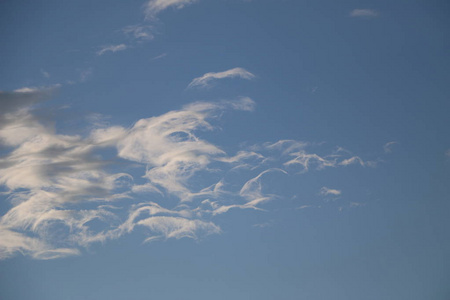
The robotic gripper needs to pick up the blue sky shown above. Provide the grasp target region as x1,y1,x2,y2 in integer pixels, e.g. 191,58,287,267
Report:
0,0,449,299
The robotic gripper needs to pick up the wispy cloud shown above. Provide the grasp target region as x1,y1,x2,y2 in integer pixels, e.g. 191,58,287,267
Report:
319,187,342,196
144,0,199,19
350,9,379,18
350,202,365,208
252,220,274,228
188,68,255,89
339,156,377,167
296,205,315,210
383,141,398,153
40,69,50,78
122,24,155,42
79,68,93,82
151,53,167,61
0,89,378,260
97,44,128,56
0,92,264,259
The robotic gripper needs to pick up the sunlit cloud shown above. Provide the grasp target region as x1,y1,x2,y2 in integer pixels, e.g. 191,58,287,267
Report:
0,88,377,260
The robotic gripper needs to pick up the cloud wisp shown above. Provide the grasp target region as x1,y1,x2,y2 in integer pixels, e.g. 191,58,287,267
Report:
383,141,398,153
320,187,342,196
188,68,255,89
97,44,128,56
350,9,379,18
0,89,374,260
122,24,155,42
144,0,199,19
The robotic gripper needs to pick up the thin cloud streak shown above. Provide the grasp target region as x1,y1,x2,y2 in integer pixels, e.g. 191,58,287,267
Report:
151,53,167,61
350,9,379,18
144,0,199,19
188,68,255,89
97,44,128,56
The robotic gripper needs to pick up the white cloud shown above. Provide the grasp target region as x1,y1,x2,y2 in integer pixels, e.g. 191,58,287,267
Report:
0,94,264,259
79,68,93,82
40,69,50,78
339,156,366,166
188,68,255,89
122,24,155,41
339,156,377,167
384,141,398,153
151,53,167,61
350,9,379,18
138,217,220,241
97,44,128,56
252,220,274,228
319,187,341,196
350,202,365,208
144,0,199,19
0,226,80,260
0,90,377,260
296,205,314,210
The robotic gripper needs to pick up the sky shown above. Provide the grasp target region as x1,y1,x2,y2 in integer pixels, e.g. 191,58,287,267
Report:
0,0,449,299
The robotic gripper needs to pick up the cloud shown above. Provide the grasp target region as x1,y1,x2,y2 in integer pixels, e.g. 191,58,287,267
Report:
350,202,365,208
40,69,50,78
296,205,314,210
151,53,167,61
97,44,128,56
138,217,221,242
252,220,274,228
0,91,377,260
144,0,199,19
122,25,155,42
383,141,398,153
79,68,93,82
339,156,365,166
319,187,341,196
0,94,263,259
0,226,80,260
188,68,255,89
350,9,379,18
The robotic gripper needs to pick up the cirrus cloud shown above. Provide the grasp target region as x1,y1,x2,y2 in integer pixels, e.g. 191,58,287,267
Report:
188,68,255,89
0,88,378,260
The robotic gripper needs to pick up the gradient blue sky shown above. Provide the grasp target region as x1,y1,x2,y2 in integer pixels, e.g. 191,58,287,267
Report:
1,0,449,299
